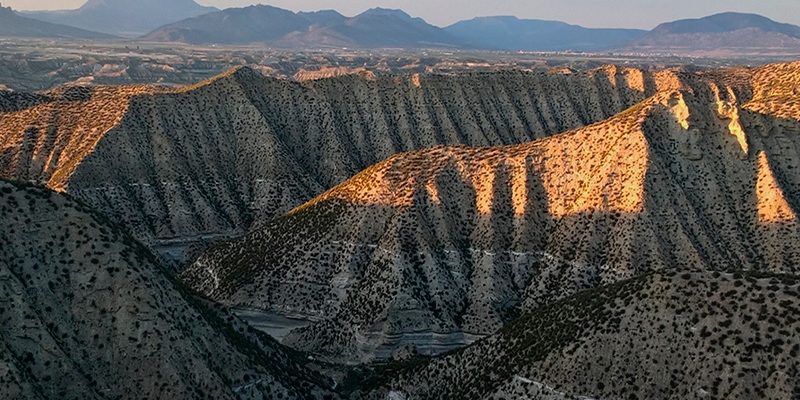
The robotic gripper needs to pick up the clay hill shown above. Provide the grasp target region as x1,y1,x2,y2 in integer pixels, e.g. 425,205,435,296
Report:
23,0,217,36
444,16,645,52
0,5,110,39
142,6,462,48
358,271,800,399
626,12,800,55
0,180,336,399
181,62,800,362
0,66,659,260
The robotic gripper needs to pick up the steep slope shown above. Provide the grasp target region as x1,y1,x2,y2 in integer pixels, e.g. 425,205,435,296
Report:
182,63,800,362
0,5,111,39
359,271,800,399
0,180,335,399
445,16,645,52
143,6,462,48
0,66,662,255
24,0,217,36
626,12,800,55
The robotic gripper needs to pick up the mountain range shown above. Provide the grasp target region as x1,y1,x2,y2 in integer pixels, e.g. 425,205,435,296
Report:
181,62,800,361
3,60,800,363
444,16,646,51
4,0,800,54
0,66,660,264
142,6,463,48
141,8,800,54
1,62,800,397
22,0,217,36
0,4,111,39
1,45,800,396
626,12,800,55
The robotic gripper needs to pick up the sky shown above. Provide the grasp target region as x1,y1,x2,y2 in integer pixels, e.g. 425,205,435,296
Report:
5,0,800,29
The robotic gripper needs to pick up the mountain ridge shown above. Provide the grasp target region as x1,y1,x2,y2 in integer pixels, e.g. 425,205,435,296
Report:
181,62,800,362
23,0,217,36
444,16,646,51
143,5,463,48
0,65,661,260
0,5,112,39
627,12,800,54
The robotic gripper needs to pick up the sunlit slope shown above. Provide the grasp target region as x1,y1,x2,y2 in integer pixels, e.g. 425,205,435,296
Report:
0,66,663,244
184,63,800,361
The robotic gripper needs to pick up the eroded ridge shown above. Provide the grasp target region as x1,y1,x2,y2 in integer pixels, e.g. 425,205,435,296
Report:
184,64,800,361
1,65,672,247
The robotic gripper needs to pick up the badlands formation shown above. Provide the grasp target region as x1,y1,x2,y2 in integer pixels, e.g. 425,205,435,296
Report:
0,180,335,399
0,66,663,260
183,62,800,361
1,60,800,398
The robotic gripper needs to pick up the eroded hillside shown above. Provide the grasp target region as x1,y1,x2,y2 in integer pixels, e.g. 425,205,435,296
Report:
0,66,668,255
183,62,800,362
359,271,800,399
0,180,336,399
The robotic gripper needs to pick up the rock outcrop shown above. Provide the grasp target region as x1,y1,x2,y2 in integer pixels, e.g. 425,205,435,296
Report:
182,62,800,362
0,180,335,399
0,66,663,259
359,271,800,399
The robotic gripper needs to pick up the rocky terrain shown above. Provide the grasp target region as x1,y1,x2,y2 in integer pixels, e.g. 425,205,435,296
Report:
0,65,662,260
358,271,800,399
181,62,800,362
0,179,336,399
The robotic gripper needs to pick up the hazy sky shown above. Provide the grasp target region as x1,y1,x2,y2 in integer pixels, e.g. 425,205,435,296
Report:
5,0,800,29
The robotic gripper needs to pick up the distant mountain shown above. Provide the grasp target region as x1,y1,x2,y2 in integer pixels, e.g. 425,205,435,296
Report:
0,5,110,39
444,16,646,51
142,5,314,44
143,5,463,48
24,0,217,36
282,8,463,48
627,12,800,54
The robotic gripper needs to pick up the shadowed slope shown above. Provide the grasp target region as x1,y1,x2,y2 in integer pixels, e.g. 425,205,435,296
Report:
0,180,336,399
358,271,800,399
183,63,800,362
